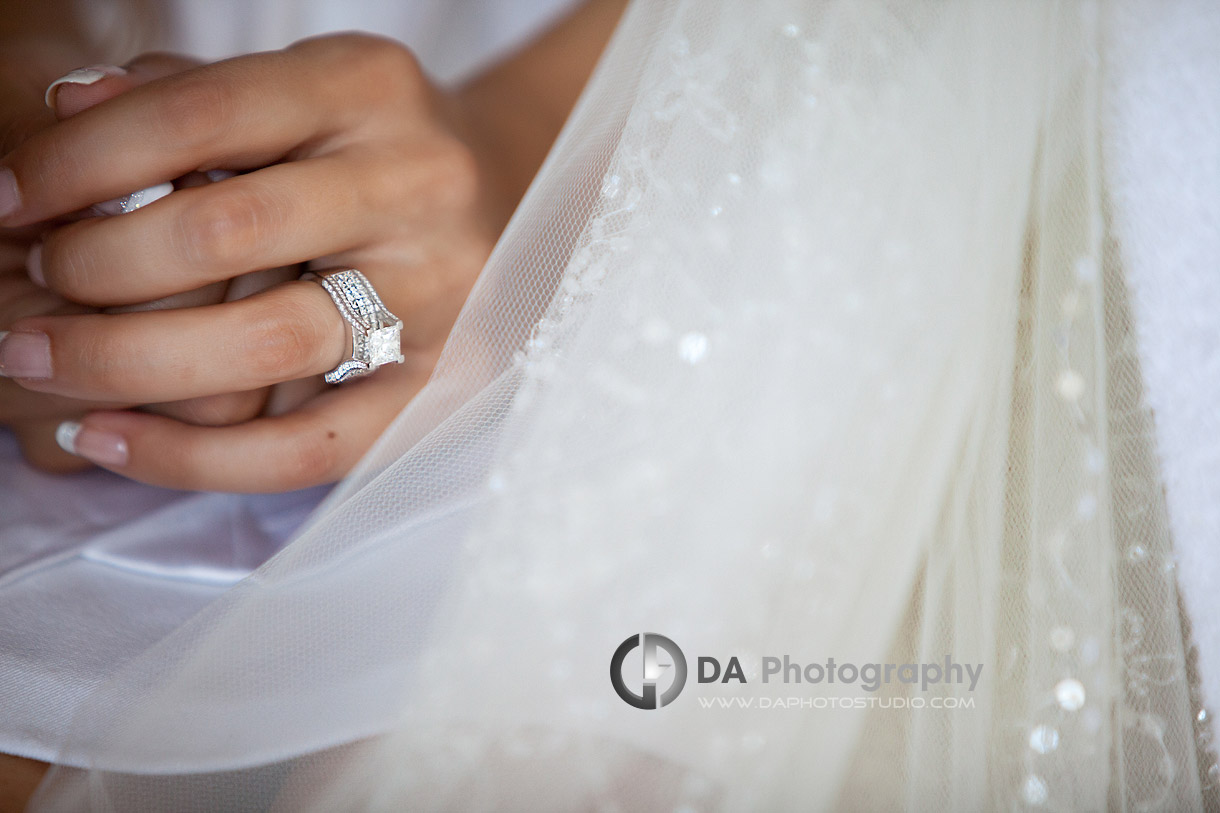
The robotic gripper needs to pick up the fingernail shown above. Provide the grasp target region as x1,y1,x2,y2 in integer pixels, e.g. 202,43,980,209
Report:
27,243,45,287
44,65,127,108
205,169,237,183
92,181,173,216
0,168,19,220
0,330,52,379
56,421,129,467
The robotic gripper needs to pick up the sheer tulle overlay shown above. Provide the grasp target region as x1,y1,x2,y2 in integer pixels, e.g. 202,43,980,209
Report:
31,0,1217,809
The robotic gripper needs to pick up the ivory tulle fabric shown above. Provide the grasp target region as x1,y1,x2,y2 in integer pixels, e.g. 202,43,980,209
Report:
29,0,1220,809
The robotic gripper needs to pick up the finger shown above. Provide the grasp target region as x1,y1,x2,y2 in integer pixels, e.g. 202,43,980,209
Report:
13,419,93,474
3,279,347,402
41,54,198,232
38,154,383,305
0,379,134,423
45,65,130,119
0,34,426,227
223,265,299,302
317,241,485,351
55,364,421,492
0,271,75,328
262,376,329,417
141,388,268,427
103,281,229,314
50,53,204,119
0,254,118,424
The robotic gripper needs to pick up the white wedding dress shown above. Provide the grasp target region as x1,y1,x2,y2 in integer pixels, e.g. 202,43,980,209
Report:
14,0,1220,809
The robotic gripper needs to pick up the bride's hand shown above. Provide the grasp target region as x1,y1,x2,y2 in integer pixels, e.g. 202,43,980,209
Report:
0,53,291,471
0,52,221,471
0,33,514,491
0,43,107,472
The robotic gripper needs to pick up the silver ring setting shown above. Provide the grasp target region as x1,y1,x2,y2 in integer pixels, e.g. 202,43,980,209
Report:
303,268,405,384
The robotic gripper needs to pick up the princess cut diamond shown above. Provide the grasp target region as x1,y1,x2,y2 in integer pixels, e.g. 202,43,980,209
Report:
366,322,403,366
308,269,405,384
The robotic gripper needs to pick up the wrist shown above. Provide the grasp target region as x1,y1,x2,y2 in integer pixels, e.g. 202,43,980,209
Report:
445,0,628,226
444,80,558,231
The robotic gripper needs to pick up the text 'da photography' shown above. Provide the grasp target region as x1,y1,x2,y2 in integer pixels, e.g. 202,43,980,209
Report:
611,632,984,712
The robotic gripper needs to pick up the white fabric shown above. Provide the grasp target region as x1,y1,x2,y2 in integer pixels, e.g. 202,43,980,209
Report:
0,0,579,764
0,432,326,761
24,0,1220,809
156,0,578,83
1102,0,1220,718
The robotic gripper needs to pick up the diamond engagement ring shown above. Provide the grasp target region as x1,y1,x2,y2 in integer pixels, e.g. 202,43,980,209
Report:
303,268,405,384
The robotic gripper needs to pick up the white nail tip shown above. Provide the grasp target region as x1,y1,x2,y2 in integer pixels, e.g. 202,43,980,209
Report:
27,243,45,287
45,70,107,107
126,182,174,211
44,66,125,107
92,182,174,216
56,421,82,455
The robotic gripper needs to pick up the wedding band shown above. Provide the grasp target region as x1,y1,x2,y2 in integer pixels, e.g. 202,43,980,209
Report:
303,268,405,384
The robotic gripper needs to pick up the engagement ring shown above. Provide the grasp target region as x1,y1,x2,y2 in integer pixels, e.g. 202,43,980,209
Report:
303,268,405,384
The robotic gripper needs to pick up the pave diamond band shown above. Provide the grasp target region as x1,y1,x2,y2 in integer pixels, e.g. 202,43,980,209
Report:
303,268,405,384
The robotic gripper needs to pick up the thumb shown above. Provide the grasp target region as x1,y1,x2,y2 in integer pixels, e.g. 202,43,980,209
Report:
46,52,204,119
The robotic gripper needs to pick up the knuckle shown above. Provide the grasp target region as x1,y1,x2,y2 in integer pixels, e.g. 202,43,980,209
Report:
82,333,145,394
373,138,480,214
179,189,273,269
347,35,423,90
298,34,425,103
362,147,416,210
427,139,481,210
366,37,425,91
42,225,107,303
243,298,328,381
56,319,122,388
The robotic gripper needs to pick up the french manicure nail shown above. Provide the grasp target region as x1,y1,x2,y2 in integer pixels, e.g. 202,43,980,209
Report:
0,168,18,220
56,421,129,467
92,181,174,216
0,330,52,379
27,243,45,287
44,65,127,108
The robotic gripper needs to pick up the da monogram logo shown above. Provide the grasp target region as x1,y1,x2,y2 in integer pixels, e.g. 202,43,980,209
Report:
610,633,688,709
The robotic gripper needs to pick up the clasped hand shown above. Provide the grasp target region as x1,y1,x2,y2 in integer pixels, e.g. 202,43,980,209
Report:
0,34,510,492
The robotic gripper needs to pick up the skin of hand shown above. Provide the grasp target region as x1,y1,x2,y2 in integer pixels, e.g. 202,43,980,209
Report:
0,29,107,472
0,0,627,493
67,58,307,431
2,54,289,472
